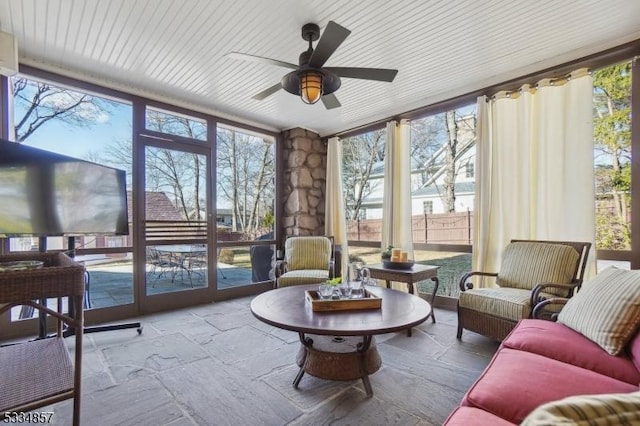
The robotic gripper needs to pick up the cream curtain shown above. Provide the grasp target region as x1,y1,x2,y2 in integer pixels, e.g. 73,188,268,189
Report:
325,136,349,279
474,69,596,285
381,119,414,291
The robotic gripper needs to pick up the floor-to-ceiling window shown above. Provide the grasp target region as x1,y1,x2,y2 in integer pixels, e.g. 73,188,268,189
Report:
6,74,135,329
342,107,476,305
341,53,640,300
0,69,280,337
215,123,276,298
593,60,632,270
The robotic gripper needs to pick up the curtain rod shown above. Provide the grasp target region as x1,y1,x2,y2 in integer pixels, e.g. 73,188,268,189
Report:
487,68,591,101
334,39,640,139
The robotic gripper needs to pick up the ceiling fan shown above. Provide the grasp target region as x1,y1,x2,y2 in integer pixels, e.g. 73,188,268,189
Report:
227,21,398,109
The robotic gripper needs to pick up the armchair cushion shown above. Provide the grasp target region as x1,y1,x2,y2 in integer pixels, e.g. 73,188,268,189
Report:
558,267,640,355
496,242,580,295
277,270,329,288
459,287,556,321
285,237,332,271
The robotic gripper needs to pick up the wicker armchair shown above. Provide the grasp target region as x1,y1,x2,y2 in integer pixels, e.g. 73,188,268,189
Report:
275,236,335,288
457,239,590,341
532,297,570,321
0,252,85,426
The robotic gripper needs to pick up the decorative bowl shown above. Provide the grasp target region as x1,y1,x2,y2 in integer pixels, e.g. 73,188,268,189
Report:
382,259,415,270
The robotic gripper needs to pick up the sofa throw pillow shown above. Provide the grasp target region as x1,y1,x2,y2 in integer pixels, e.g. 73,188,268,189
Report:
496,242,580,296
521,391,640,426
558,267,640,355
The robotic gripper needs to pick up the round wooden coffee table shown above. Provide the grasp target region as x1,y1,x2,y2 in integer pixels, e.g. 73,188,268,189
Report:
250,284,431,397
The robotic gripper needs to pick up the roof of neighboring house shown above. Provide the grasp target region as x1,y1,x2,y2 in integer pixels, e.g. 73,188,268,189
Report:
360,181,475,207
369,158,423,178
412,181,475,197
127,191,184,221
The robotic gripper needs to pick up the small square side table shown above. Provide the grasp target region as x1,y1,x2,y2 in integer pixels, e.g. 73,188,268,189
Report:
365,263,439,334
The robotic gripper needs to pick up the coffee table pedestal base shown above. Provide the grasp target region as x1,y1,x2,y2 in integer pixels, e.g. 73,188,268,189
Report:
294,334,381,397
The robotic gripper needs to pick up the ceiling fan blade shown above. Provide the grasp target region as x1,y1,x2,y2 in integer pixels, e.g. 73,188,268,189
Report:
226,52,298,70
309,21,351,68
325,67,398,82
252,83,283,101
321,93,341,110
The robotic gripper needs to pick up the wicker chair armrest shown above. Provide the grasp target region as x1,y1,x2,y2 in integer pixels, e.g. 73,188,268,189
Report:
458,271,498,292
532,297,569,321
274,260,288,278
531,282,578,307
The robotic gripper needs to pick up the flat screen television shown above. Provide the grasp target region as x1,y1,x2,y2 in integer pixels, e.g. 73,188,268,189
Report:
0,139,129,236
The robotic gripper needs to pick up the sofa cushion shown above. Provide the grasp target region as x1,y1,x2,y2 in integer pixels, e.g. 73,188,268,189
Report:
557,266,640,355
458,288,555,321
521,391,640,426
443,406,515,426
502,319,640,385
462,348,637,424
496,242,579,295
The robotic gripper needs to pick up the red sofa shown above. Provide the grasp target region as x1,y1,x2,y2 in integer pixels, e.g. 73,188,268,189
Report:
444,319,640,425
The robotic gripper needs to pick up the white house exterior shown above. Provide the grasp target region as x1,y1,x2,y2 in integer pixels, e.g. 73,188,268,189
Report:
357,114,476,219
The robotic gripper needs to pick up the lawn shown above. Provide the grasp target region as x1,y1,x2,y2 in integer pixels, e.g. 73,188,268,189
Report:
347,247,471,298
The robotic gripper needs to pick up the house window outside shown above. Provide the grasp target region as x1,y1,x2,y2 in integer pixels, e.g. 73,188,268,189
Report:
423,201,433,215
466,163,474,178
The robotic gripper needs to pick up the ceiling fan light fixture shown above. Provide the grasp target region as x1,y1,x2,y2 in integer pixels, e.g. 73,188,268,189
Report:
300,70,323,104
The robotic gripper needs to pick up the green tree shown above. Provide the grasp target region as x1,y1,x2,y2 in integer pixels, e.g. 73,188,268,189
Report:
593,62,631,249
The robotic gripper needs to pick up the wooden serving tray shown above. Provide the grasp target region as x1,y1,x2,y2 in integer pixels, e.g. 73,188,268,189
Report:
305,289,381,312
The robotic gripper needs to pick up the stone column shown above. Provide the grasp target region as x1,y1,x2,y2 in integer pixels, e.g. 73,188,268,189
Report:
281,128,326,236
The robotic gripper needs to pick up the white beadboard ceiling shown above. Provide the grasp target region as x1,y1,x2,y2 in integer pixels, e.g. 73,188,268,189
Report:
0,0,639,136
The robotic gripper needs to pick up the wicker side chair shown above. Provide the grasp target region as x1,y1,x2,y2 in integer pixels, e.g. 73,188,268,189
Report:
457,239,590,341
0,252,85,426
275,236,335,288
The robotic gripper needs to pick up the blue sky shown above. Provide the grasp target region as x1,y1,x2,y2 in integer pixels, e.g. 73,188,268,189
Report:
17,99,133,166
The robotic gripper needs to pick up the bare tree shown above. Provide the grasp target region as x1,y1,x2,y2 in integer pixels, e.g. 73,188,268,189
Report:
146,110,206,220
412,109,476,213
342,129,385,220
443,110,459,212
12,77,115,142
216,128,275,234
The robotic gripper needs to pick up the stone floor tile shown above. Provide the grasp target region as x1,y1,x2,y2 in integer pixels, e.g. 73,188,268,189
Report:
289,387,424,426
158,357,302,425
101,332,210,383
199,324,286,364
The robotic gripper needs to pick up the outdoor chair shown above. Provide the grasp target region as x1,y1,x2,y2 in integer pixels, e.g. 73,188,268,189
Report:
146,246,181,286
456,239,591,341
275,236,335,288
